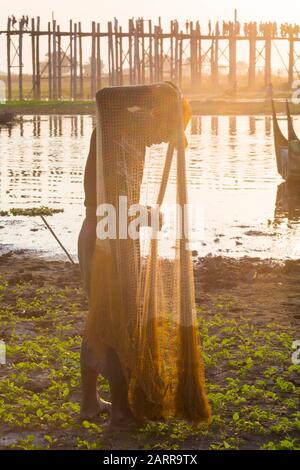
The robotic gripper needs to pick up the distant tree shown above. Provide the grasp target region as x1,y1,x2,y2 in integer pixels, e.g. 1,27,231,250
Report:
83,57,106,76
40,52,72,75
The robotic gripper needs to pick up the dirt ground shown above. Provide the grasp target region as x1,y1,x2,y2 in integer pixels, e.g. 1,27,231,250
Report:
0,250,299,450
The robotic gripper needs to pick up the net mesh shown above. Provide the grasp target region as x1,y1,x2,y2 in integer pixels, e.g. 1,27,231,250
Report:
84,82,211,423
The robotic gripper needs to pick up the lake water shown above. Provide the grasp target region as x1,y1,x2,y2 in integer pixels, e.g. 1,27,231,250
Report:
1,114,300,260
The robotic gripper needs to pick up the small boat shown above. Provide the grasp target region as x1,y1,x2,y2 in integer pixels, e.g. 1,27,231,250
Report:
286,100,299,142
272,100,300,181
274,181,300,224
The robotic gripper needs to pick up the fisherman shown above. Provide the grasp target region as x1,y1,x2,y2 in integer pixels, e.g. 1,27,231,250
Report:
78,86,174,427
77,83,209,430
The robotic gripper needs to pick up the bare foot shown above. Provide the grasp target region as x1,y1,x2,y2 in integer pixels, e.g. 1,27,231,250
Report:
105,408,142,432
80,396,111,420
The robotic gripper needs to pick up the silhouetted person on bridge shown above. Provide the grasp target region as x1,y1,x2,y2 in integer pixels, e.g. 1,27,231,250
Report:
208,20,211,35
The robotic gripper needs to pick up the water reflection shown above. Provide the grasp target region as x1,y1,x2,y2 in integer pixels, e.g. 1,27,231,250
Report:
211,116,218,135
249,116,256,135
265,117,271,137
274,182,300,223
229,117,236,136
1,114,300,260
191,116,202,135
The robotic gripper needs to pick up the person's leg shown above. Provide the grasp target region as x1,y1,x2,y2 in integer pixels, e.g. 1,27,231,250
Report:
80,343,110,419
78,212,136,426
78,212,110,419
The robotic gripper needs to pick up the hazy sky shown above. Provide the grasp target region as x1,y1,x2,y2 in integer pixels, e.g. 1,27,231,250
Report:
0,0,299,73
0,0,299,29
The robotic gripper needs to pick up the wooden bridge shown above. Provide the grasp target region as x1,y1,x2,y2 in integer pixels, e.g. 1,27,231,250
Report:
1,17,300,100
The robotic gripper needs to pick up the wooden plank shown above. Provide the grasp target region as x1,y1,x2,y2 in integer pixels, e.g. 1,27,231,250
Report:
128,19,133,84
108,21,115,86
48,22,52,99
190,23,197,91
69,20,73,99
91,21,96,97
229,22,237,88
170,20,174,81
52,20,57,99
57,25,62,99
96,23,102,90
19,20,23,100
174,23,179,84
7,17,12,100
159,24,163,81
211,38,219,87
119,26,124,85
288,32,294,88
141,20,145,83
114,19,119,85
134,21,141,84
73,23,77,99
197,27,202,88
248,23,256,89
179,31,183,88
31,18,36,99
148,20,153,83
36,17,41,99
264,26,272,86
154,25,159,82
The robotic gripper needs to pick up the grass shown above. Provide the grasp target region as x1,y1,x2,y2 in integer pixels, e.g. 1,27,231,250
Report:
0,272,299,450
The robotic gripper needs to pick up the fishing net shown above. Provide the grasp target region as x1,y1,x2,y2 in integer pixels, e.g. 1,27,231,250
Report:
84,82,211,423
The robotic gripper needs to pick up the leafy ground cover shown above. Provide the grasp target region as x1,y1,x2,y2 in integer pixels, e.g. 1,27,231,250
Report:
0,253,299,450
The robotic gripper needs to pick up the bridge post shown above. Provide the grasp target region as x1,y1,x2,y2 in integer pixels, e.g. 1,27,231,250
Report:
31,18,37,99
190,23,198,92
91,21,97,97
18,20,23,100
52,20,57,99
229,23,237,89
148,20,154,83
248,24,257,89
196,23,202,89
211,37,219,87
6,18,12,100
78,22,83,98
96,23,102,90
47,21,52,100
69,20,73,99
57,25,62,99
36,17,41,99
264,26,272,87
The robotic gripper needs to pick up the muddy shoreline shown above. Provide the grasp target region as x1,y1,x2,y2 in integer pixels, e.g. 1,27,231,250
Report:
1,250,299,326
0,250,299,450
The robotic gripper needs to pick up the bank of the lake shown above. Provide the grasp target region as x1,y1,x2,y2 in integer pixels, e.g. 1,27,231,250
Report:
1,98,300,116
